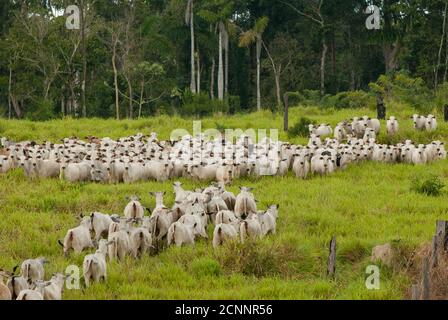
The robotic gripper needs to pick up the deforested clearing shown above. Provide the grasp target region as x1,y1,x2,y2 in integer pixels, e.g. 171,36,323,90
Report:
0,106,447,299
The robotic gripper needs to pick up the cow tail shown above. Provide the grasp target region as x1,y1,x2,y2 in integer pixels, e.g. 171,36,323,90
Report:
153,216,159,239
11,276,16,298
172,224,176,245
217,226,223,246
132,203,137,218
240,221,248,242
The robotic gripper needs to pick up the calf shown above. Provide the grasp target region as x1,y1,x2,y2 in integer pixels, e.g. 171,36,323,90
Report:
129,227,152,258
234,187,257,220
20,258,47,282
426,115,437,131
5,269,28,299
83,239,108,287
386,116,399,135
107,224,131,261
212,224,238,248
90,212,114,241
240,215,263,243
59,216,94,256
292,154,310,179
412,114,427,131
178,214,208,239
167,222,195,247
124,196,144,220
259,205,279,236
43,273,65,300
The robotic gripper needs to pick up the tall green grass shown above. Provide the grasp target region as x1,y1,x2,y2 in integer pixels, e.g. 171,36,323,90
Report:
0,105,446,300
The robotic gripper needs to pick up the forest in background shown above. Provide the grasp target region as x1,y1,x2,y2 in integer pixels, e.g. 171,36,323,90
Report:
1,0,448,120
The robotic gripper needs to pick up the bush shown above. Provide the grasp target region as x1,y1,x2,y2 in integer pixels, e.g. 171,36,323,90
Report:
28,99,56,121
288,117,316,138
326,90,375,109
369,72,433,112
411,175,445,196
215,241,305,278
181,90,229,117
227,95,241,114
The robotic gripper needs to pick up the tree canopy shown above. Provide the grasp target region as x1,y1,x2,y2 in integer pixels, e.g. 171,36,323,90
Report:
0,0,447,119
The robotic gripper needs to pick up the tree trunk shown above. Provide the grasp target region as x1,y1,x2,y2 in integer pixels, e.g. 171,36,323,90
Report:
210,57,215,99
10,95,22,118
196,52,201,93
444,24,448,82
127,77,133,119
138,80,144,118
320,41,328,96
225,37,229,99
8,63,12,120
383,42,400,74
80,0,87,117
218,27,224,101
112,41,120,120
256,37,261,111
61,94,65,117
190,2,196,94
275,73,281,107
435,2,447,90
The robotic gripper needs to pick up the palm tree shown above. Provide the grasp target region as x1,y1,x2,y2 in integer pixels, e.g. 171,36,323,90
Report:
218,21,226,101
239,17,269,111
198,0,234,101
185,0,196,94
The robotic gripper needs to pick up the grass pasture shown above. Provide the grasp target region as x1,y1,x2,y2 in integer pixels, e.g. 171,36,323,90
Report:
0,105,447,300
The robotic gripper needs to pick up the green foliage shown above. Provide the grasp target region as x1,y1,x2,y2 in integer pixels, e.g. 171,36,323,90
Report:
288,117,315,138
435,83,448,113
181,90,229,116
28,99,56,121
369,72,433,113
191,257,221,277
323,91,375,110
411,174,445,197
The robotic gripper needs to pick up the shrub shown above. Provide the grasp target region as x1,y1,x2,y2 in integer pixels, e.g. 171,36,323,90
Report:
215,241,305,278
301,89,322,106
411,175,445,196
288,117,316,138
28,99,56,121
227,95,241,114
369,72,432,113
328,90,375,109
181,90,229,117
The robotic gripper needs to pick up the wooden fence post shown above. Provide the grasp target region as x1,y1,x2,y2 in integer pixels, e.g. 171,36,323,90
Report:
431,235,438,268
327,236,336,278
436,220,448,252
283,93,289,132
411,284,420,300
421,257,430,300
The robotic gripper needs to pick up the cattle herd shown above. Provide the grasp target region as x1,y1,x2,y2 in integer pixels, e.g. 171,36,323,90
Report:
0,114,445,183
0,182,278,300
0,113,445,300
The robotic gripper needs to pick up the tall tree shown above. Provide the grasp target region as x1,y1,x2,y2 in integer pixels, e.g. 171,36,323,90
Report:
239,16,269,111
281,0,327,96
185,0,196,94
